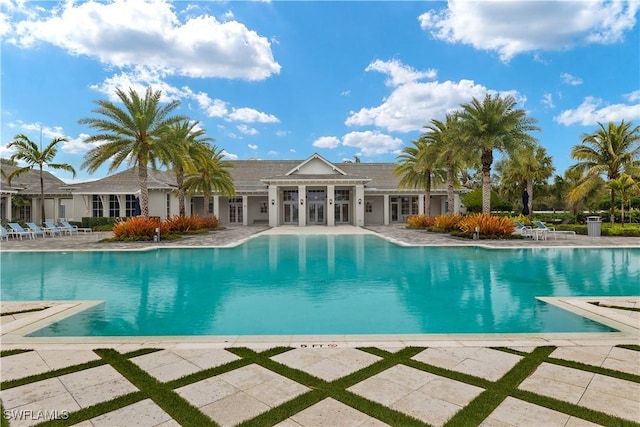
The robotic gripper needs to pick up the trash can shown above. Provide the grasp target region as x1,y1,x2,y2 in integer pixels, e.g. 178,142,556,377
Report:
586,216,602,237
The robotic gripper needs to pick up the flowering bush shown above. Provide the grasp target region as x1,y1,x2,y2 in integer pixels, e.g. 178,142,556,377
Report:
458,213,515,236
406,215,435,228
433,214,464,232
112,217,169,241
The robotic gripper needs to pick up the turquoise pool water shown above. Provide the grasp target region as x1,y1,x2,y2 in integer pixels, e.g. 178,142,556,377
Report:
2,235,637,336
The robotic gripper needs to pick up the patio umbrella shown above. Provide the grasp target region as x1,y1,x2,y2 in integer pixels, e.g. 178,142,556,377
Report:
521,189,530,215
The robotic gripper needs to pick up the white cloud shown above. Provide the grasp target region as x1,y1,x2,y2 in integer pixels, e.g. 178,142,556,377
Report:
624,90,640,102
312,136,341,149
554,96,640,126
342,131,403,156
267,150,277,156
419,0,639,61
8,0,280,80
560,72,583,86
239,125,259,136
541,93,555,109
221,150,238,160
276,130,290,137
227,108,279,123
366,59,437,87
248,143,258,150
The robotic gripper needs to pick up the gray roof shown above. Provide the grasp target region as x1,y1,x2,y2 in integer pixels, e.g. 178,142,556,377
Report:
0,165,70,195
72,167,177,194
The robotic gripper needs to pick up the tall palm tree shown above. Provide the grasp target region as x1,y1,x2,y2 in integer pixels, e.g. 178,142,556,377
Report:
183,146,235,217
495,143,554,218
6,134,76,224
568,120,640,224
459,94,540,213
163,121,213,216
423,113,474,215
79,87,186,217
608,174,639,225
394,137,444,216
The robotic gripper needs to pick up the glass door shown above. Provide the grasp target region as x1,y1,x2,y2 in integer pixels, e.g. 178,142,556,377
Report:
282,190,298,224
228,197,243,224
307,190,326,225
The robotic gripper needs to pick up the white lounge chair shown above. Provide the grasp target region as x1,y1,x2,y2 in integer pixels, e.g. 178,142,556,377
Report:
7,223,34,239
0,225,10,240
60,220,92,233
534,220,576,239
27,222,54,238
44,221,71,236
513,220,534,239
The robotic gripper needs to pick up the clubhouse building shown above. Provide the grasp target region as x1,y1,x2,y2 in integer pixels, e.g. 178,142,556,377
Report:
1,154,465,227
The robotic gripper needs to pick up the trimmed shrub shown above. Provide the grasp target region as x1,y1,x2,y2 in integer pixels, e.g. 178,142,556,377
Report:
458,213,515,236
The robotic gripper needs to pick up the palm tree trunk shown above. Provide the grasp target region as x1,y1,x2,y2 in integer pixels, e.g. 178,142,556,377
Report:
39,166,46,225
609,188,615,224
138,164,150,218
527,180,534,220
481,149,493,214
424,172,432,216
446,164,454,215
176,166,185,217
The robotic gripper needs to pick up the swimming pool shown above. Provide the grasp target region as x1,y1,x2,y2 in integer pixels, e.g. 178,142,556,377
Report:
2,235,637,336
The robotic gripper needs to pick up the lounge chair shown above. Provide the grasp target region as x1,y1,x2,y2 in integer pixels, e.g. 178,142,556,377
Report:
533,220,576,239
60,220,92,233
0,225,9,241
513,220,534,239
27,222,54,238
44,221,71,236
7,223,34,239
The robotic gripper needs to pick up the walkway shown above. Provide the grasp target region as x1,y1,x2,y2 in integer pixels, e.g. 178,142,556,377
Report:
1,226,638,426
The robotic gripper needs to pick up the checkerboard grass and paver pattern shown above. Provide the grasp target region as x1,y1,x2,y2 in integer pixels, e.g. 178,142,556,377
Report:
1,345,639,427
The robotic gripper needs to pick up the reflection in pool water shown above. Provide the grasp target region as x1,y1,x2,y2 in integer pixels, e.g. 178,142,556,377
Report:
2,235,637,336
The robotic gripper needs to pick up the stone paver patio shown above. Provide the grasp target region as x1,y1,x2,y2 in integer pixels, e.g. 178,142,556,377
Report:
1,226,638,426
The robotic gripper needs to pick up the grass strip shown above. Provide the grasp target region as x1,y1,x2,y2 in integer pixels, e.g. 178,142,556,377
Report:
443,347,555,427
0,401,9,427
1,307,49,316
511,388,640,427
1,358,107,390
547,356,640,383
0,349,32,357
94,348,217,427
33,392,146,427
232,346,427,427
618,344,640,351
121,348,163,359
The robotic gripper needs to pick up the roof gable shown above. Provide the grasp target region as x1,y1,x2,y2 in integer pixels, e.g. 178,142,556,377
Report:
286,153,346,176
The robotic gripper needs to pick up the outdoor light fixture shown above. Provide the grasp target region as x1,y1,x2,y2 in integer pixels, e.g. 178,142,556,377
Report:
358,198,362,205
300,199,304,205
329,199,333,205
271,199,275,205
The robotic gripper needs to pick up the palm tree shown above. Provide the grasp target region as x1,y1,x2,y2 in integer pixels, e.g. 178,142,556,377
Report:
423,113,474,215
495,143,554,218
183,146,235,216
608,174,639,225
568,120,640,224
79,87,186,217
6,134,76,224
459,94,540,213
394,137,444,216
163,121,213,216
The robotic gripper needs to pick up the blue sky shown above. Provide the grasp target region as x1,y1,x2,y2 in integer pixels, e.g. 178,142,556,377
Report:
1,0,639,184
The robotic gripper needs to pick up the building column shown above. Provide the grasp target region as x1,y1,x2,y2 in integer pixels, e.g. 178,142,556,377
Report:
418,194,425,215
354,184,364,226
383,194,390,225
213,196,220,219
298,185,306,227
268,185,278,227
454,193,461,214
4,195,12,220
326,185,335,227
242,195,248,226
